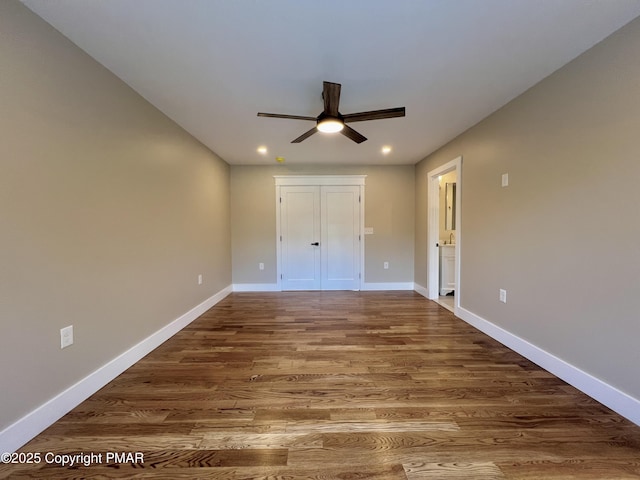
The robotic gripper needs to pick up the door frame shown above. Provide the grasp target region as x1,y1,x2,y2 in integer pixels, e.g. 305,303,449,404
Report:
427,157,462,310
275,175,366,291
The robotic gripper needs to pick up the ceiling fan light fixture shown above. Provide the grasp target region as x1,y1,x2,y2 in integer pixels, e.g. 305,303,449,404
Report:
317,118,344,133
258,81,405,143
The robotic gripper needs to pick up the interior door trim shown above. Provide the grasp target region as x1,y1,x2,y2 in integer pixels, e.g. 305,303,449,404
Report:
427,156,462,311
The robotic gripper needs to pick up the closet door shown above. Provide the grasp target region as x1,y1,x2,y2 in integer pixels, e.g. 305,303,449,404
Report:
280,186,321,290
279,184,361,291
321,185,360,290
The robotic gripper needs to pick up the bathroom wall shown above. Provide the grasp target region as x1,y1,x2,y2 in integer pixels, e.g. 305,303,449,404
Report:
438,170,457,244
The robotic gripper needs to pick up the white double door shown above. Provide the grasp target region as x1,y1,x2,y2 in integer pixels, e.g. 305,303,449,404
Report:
280,185,361,290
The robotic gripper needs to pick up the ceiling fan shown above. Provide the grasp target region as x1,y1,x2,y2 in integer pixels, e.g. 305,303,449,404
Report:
257,81,405,144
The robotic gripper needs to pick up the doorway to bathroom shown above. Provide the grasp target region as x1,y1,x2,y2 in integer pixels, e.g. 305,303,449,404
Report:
427,156,461,313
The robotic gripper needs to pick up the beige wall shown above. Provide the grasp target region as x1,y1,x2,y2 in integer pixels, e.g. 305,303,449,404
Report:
0,1,231,430
231,164,415,285
415,17,640,399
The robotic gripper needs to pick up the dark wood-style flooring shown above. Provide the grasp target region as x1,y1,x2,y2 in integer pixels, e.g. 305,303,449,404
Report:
3,291,640,479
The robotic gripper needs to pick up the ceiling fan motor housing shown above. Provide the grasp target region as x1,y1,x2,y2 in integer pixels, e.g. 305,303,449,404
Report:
316,111,345,132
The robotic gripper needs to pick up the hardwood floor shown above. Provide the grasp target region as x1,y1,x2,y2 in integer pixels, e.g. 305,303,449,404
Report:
3,291,640,479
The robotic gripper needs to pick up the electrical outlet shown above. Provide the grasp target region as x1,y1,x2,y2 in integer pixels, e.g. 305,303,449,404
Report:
259,263,265,270
384,261,389,270
198,274,203,285
499,289,507,303
502,173,509,187
60,325,73,349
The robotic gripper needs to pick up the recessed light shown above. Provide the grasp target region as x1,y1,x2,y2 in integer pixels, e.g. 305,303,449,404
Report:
257,146,268,154
382,146,392,154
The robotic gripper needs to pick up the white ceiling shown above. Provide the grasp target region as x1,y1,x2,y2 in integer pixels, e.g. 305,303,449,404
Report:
21,0,640,166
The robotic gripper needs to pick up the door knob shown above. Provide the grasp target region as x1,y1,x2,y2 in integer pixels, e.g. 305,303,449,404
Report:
311,242,319,246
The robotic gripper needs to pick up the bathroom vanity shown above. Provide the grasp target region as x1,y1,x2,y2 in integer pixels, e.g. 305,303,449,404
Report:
439,244,456,295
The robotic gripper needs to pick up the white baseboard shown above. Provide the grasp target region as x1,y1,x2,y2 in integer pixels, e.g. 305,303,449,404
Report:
456,306,640,427
362,282,415,291
232,283,279,292
0,285,233,453
234,283,417,292
414,283,428,298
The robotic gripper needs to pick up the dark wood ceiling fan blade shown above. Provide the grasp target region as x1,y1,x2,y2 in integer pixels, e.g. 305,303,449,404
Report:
323,81,341,116
340,125,367,144
342,107,405,123
291,126,318,143
257,112,316,121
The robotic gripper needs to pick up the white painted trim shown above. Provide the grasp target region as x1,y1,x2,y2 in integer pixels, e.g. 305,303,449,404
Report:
453,160,462,311
456,306,640,427
414,283,428,298
0,285,233,453
274,175,366,186
275,184,283,291
233,283,280,292
363,282,415,291
359,186,366,291
427,170,440,300
427,157,461,302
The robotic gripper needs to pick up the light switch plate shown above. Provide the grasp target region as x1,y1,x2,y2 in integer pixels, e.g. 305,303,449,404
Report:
501,173,509,187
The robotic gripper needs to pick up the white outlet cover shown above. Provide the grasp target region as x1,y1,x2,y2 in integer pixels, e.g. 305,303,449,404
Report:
501,173,509,187
499,289,507,303
60,325,73,349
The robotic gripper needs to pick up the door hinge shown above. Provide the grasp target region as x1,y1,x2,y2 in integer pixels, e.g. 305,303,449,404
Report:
280,274,283,279
280,235,282,241
359,234,361,241
359,272,361,279
359,195,361,203
280,197,282,203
